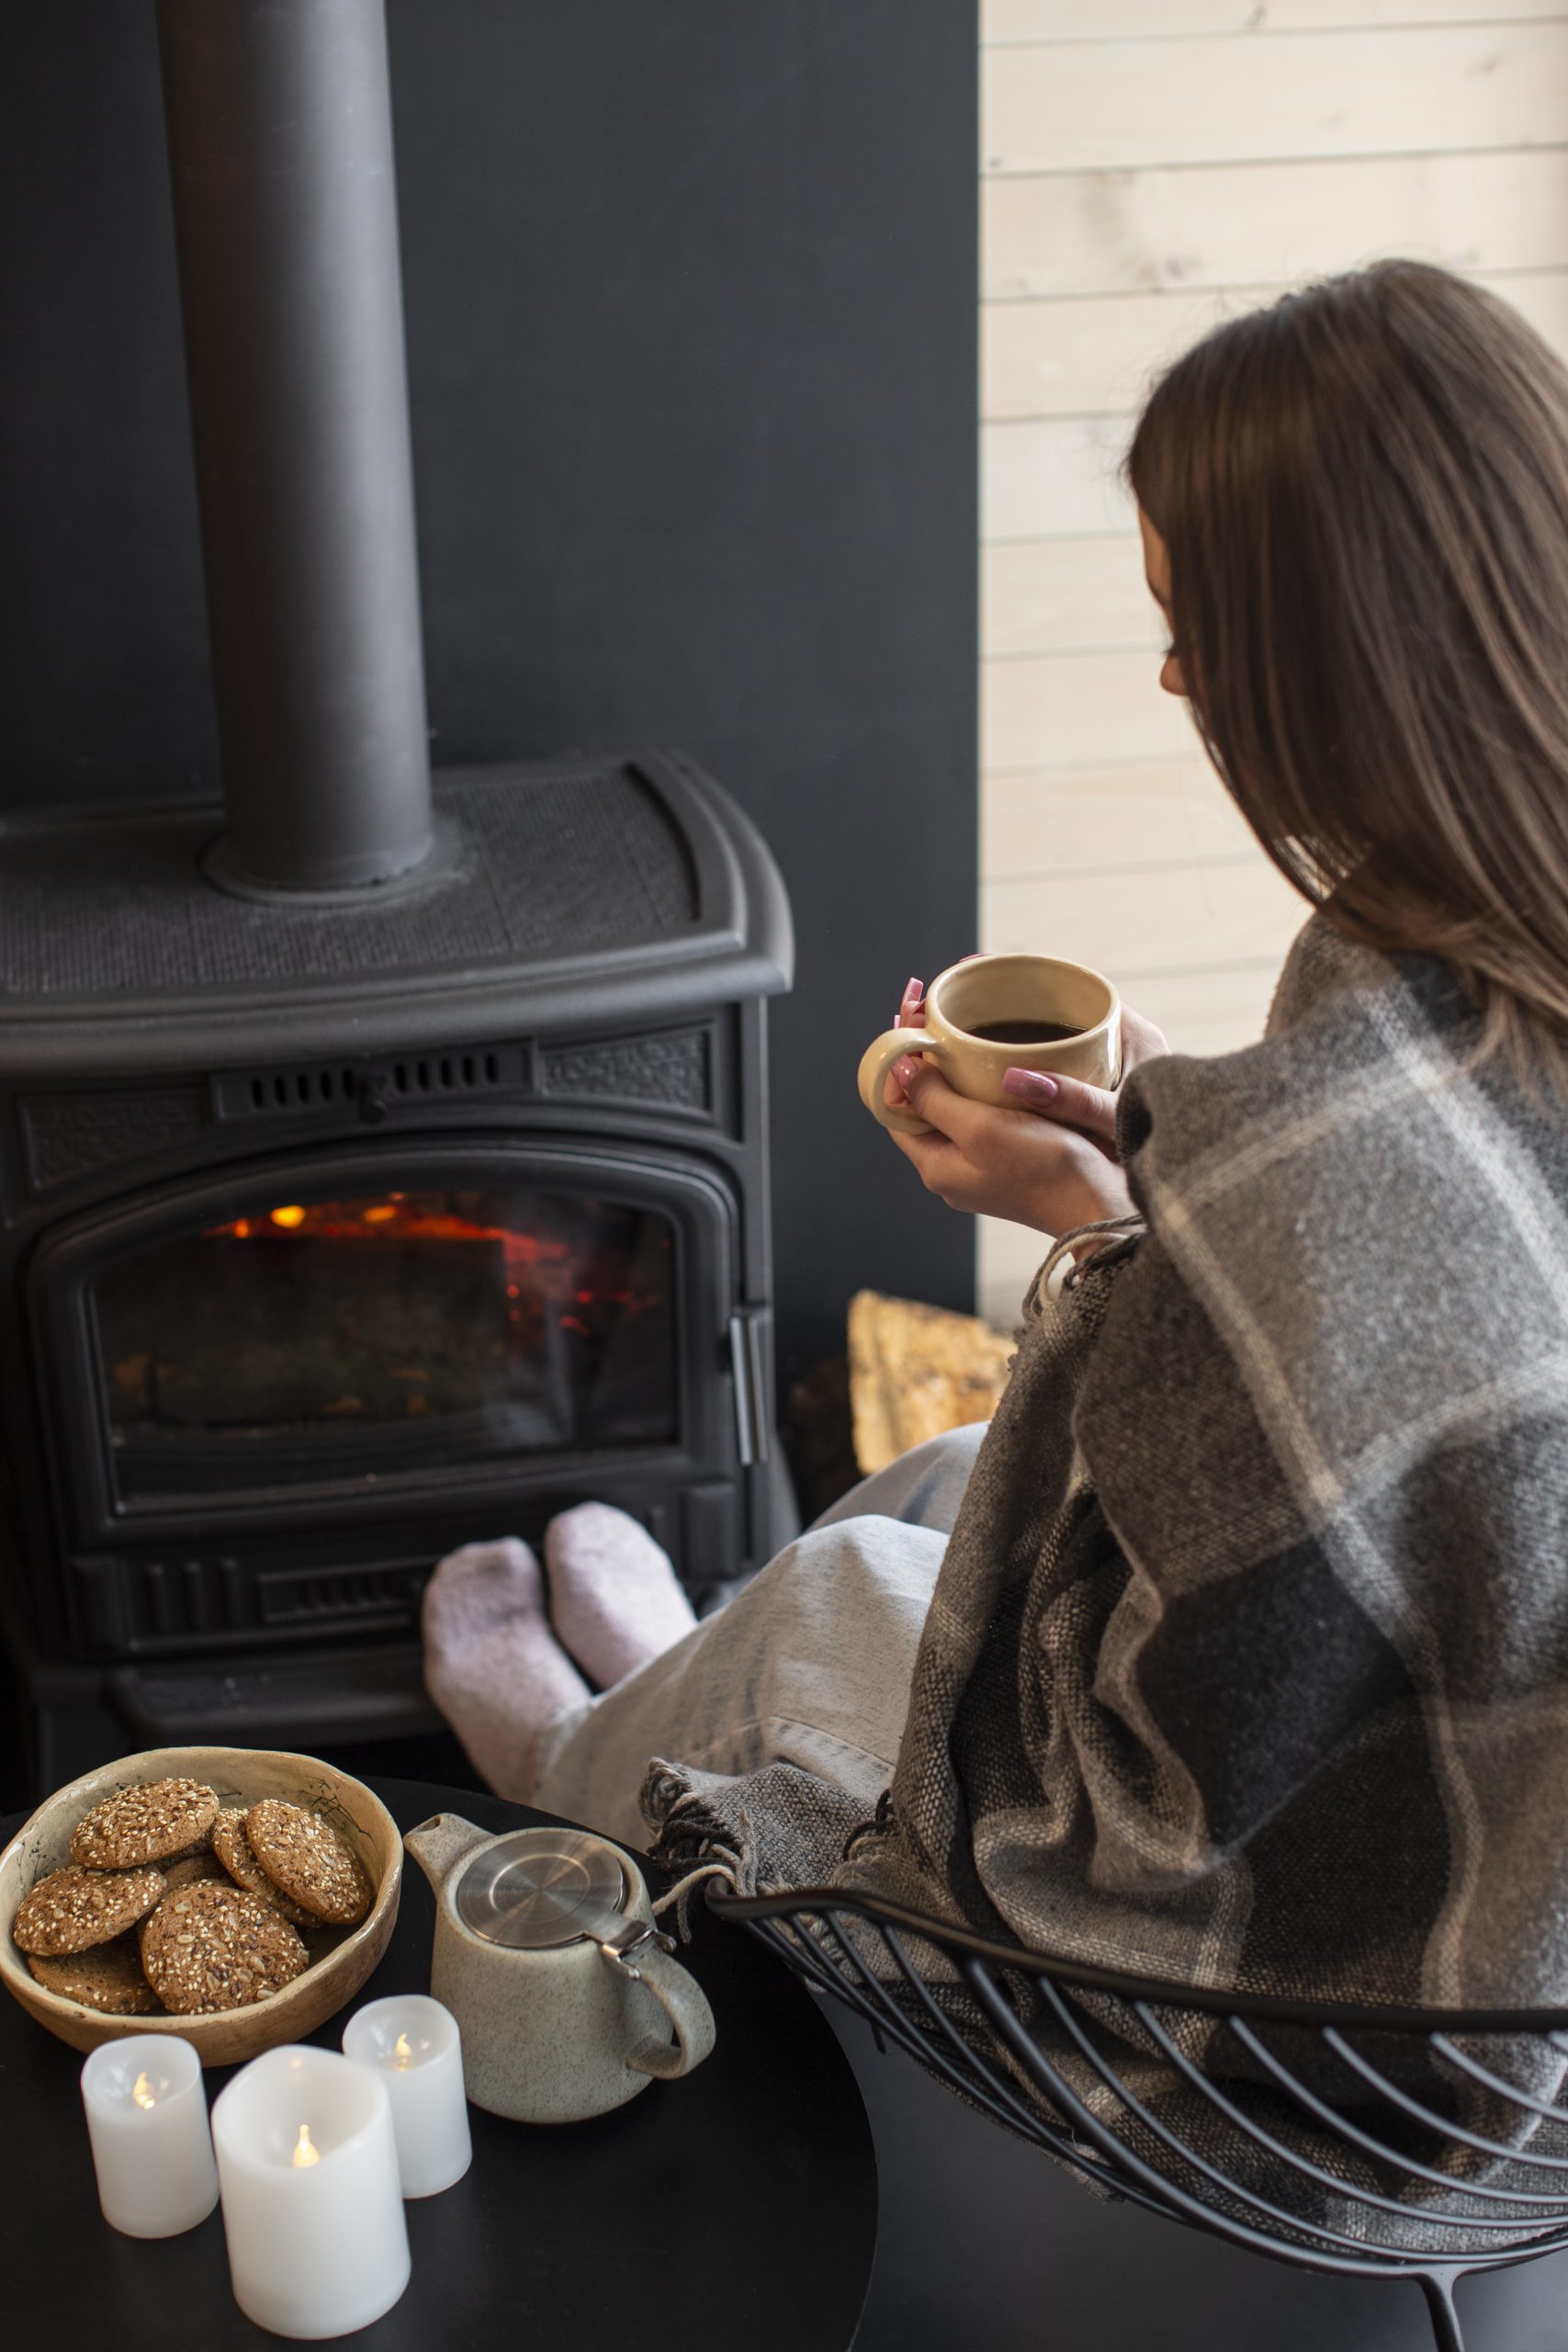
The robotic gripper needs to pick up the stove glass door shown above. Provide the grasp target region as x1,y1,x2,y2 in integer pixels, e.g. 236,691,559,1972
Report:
90,1182,679,1505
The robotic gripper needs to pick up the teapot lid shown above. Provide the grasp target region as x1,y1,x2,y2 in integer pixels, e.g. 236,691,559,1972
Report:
454,1826,634,1950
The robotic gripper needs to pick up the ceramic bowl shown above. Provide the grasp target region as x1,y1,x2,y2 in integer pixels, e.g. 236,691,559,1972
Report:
0,1745,401,2065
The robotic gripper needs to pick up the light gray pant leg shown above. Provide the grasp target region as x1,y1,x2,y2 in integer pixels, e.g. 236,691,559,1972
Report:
807,1419,987,1536
531,1422,989,1849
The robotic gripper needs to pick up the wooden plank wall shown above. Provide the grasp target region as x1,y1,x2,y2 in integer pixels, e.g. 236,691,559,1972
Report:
976,0,1568,1326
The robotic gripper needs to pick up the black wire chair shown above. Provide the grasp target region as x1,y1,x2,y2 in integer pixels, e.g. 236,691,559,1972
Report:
710,1886,1568,2352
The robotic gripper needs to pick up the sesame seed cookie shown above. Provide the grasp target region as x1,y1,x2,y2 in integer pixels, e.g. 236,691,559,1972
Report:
210,1808,314,1927
70,1778,220,1870
244,1799,371,1927
28,1933,161,2015
12,1863,166,1956
140,1880,308,2014
161,1848,229,1894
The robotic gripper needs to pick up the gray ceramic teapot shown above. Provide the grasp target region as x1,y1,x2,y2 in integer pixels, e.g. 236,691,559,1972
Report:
405,1815,716,2123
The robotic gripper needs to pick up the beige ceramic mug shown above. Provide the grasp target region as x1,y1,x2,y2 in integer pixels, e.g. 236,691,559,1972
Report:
858,953,1122,1138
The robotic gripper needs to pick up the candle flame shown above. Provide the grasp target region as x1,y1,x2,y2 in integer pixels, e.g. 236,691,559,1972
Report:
292,2123,321,2168
131,2072,156,2110
392,2032,413,2071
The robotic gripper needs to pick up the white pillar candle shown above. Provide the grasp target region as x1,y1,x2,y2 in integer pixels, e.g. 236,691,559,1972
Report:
341,1995,471,2199
211,2045,410,2341
80,2033,220,2239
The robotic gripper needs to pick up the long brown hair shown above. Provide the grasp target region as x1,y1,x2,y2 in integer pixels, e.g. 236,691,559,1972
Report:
1127,259,1568,1077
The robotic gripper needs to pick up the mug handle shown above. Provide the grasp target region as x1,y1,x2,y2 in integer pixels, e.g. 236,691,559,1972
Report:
603,1933,717,2081
856,1025,945,1136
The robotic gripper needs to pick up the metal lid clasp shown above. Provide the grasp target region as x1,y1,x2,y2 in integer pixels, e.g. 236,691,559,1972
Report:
598,1919,677,1980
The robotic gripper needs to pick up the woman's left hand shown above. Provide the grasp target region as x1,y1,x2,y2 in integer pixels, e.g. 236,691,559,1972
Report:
887,1058,1136,1233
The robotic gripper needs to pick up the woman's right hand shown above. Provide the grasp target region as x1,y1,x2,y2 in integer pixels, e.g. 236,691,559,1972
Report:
882,975,1168,1237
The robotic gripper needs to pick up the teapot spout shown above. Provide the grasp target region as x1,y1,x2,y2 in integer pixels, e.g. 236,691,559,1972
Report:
404,1813,490,1896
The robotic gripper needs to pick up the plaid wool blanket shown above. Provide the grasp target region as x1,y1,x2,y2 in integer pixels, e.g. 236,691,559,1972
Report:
648,913,1568,2020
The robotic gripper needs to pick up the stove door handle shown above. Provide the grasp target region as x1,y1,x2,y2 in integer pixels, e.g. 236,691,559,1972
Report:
728,1307,770,1468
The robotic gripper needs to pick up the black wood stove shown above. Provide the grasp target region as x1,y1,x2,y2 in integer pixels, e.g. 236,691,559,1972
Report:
0,0,793,1789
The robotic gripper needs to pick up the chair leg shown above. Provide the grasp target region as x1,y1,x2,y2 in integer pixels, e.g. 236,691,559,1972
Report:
1419,2271,1464,2352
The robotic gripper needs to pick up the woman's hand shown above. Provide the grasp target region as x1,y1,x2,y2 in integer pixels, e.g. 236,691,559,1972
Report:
885,981,1168,1237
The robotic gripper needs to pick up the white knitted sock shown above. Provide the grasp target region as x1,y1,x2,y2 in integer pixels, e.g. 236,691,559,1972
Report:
422,1537,590,1802
543,1502,698,1690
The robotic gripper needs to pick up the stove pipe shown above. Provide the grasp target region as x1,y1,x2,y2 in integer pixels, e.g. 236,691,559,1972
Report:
156,0,434,899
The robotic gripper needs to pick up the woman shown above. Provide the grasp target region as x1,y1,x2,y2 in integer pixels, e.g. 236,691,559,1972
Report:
426,261,1568,2008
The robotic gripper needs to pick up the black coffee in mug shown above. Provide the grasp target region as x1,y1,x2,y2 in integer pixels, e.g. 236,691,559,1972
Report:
967,1018,1078,1045
861,953,1121,1136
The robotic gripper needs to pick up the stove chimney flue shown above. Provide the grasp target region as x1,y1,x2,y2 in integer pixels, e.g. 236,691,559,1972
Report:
156,0,435,899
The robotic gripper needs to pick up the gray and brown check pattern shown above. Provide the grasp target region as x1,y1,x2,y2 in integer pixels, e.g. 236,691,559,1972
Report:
651,915,1568,2034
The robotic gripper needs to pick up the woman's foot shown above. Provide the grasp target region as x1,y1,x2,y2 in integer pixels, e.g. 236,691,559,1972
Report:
422,1537,590,1801
543,1503,697,1689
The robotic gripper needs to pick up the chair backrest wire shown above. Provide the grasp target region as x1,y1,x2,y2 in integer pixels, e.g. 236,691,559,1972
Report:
1127,2000,1504,2248
711,1886,1568,2352
1222,2016,1568,2212
818,1910,1124,2182
1321,2028,1568,2175
1434,2033,1568,2128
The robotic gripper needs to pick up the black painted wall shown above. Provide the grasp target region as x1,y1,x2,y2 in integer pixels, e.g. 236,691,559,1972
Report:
0,1,979,1383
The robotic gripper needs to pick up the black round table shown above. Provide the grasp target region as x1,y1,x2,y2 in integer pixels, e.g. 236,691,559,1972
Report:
0,1778,876,2349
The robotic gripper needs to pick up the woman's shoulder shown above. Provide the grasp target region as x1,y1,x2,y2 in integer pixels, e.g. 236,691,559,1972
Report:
1080,919,1568,1658
1115,912,1483,1199
1099,911,1568,1419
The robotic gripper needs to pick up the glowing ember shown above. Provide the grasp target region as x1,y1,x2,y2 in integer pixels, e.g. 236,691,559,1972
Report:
131,2072,157,2110
292,2123,321,2168
196,1195,666,1329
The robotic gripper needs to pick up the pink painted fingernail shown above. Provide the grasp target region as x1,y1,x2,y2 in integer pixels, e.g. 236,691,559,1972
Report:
892,1055,922,1089
1004,1067,1057,1105
904,977,924,1005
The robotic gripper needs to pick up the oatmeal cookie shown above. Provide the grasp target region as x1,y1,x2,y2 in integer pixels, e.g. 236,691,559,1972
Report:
211,1808,313,1927
140,1880,308,2014
13,1863,165,1956
71,1778,220,1870
244,1799,372,1926
161,1848,229,1894
28,1933,160,2015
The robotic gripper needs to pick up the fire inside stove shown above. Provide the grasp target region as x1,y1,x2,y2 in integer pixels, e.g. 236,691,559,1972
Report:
92,1186,679,1503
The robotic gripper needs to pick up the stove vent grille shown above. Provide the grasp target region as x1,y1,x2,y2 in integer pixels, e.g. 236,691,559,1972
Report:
215,1046,525,1123
259,1561,430,1628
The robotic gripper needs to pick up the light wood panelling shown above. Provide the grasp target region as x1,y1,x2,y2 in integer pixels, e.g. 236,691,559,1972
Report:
983,148,1568,301
977,1225,1046,1340
983,534,1156,658
983,650,1193,772
985,281,1262,420
983,28,1568,175
983,415,1134,541
1269,0,1568,17
984,2,1568,40
980,757,1260,878
984,266,1568,419
983,859,1305,972
1117,956,1293,1053
975,5,1559,1327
